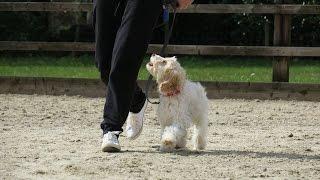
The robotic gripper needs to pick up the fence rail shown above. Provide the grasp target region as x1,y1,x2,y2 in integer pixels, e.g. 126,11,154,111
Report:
1,41,320,57
1,2,320,14
1,77,319,101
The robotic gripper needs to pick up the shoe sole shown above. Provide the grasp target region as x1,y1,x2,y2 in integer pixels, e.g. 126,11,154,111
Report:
102,146,121,152
128,100,148,140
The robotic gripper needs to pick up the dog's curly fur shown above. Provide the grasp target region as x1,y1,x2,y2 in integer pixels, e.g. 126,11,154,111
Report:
146,54,209,152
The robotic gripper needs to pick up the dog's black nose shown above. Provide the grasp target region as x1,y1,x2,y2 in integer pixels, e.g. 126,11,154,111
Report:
148,62,153,66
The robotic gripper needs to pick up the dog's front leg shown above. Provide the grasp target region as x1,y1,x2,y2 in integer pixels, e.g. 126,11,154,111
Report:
160,125,177,152
160,124,187,152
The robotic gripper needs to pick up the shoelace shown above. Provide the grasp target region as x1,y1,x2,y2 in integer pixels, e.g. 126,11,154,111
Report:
107,133,114,141
106,131,121,141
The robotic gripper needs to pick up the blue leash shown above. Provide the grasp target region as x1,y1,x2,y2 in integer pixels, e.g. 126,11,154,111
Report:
145,7,177,105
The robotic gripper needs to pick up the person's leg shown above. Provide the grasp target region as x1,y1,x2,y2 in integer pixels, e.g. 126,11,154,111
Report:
129,83,146,113
94,0,145,108
101,0,162,134
93,0,124,85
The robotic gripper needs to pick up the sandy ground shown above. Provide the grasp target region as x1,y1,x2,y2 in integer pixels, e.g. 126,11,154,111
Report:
0,94,320,179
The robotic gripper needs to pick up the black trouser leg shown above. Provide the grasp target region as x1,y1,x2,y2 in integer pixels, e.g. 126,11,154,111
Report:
96,0,162,134
129,84,146,113
93,0,123,85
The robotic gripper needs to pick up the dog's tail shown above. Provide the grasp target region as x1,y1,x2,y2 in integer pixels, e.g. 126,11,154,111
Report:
195,82,208,99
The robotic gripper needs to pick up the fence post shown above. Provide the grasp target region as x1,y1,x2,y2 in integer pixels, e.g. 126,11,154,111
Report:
264,21,270,46
272,0,292,82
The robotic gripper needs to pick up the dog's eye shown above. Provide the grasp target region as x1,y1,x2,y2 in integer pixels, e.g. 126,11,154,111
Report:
161,60,167,64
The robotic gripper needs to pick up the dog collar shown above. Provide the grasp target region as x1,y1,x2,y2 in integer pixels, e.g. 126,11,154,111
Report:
162,89,181,97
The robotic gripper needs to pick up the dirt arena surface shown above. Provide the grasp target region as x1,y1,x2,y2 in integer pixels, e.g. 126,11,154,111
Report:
0,94,320,179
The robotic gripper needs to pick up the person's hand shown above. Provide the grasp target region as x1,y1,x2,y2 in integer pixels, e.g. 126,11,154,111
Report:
177,0,193,9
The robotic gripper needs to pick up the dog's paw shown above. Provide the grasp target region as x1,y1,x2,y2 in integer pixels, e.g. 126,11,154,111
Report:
164,140,174,146
160,140,175,152
193,143,206,151
192,134,206,151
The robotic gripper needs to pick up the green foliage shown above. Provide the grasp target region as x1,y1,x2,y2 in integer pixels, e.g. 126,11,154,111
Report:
0,0,319,46
173,0,320,46
0,11,49,41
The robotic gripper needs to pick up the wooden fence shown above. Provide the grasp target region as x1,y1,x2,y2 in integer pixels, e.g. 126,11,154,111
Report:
1,2,320,82
1,2,320,14
1,76,319,101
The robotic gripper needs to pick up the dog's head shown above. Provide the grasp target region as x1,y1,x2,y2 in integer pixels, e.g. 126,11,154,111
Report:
146,54,186,95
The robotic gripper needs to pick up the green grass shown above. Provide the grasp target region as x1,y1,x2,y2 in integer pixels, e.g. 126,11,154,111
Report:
0,55,319,83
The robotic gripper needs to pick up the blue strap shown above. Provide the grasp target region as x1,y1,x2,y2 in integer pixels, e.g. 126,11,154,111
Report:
163,8,170,23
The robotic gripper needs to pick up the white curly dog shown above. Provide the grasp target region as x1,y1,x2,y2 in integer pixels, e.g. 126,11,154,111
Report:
146,54,209,152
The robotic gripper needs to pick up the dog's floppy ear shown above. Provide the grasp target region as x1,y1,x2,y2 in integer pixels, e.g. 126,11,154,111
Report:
159,68,181,94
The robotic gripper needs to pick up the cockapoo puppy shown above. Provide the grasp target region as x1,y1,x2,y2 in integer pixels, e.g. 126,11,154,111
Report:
146,54,209,152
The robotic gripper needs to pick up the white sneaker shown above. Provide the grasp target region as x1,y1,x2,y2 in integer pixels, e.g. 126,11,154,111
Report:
101,131,121,152
126,100,147,140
